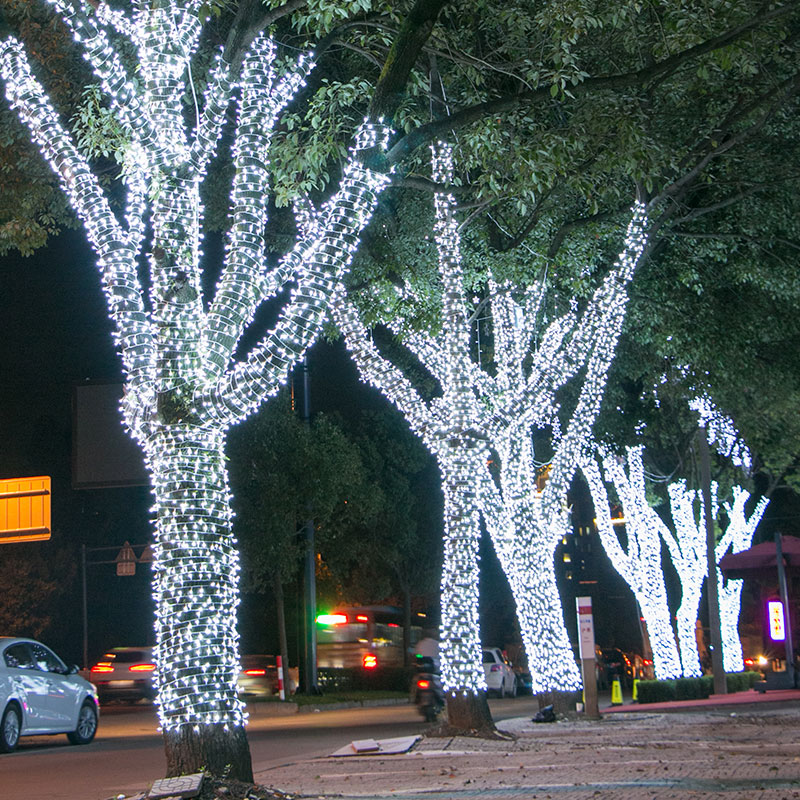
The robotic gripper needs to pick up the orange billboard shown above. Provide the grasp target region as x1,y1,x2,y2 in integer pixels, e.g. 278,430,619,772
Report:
0,476,51,543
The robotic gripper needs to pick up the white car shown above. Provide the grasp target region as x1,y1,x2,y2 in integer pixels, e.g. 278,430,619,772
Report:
482,647,517,698
88,646,156,703
0,637,99,752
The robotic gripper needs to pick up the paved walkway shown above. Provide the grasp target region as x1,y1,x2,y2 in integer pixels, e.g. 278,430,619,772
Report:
257,691,800,799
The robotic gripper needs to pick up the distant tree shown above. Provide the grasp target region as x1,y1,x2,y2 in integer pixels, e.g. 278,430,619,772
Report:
229,390,369,690
320,408,441,664
0,541,74,638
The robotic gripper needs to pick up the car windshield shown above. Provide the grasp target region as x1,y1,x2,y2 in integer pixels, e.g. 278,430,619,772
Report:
482,651,498,664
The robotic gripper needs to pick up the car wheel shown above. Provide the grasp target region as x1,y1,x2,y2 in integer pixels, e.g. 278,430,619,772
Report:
498,681,506,699
67,700,98,745
0,704,21,753
508,676,517,698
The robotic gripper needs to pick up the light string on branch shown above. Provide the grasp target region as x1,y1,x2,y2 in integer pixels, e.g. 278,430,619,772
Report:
581,447,683,680
1,2,394,734
335,134,649,694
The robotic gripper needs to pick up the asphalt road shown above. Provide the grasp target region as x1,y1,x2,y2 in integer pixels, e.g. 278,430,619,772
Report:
0,697,543,800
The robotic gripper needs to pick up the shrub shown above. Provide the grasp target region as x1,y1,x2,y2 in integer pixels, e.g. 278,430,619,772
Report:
636,679,676,704
317,666,415,693
636,671,761,703
726,671,761,692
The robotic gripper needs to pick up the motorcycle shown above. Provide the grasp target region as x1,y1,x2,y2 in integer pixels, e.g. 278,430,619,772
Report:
413,655,444,722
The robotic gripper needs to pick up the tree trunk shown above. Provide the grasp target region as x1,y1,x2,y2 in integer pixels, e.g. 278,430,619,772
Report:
402,581,412,667
439,446,496,733
164,724,252,780
273,569,291,696
442,692,495,735
148,424,252,781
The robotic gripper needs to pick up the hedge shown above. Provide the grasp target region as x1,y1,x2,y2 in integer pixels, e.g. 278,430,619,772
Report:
636,671,762,704
317,666,416,693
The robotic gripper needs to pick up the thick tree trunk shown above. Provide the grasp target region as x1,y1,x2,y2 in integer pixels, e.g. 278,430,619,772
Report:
510,540,582,692
148,424,252,781
438,446,496,733
442,692,495,735
164,724,252,779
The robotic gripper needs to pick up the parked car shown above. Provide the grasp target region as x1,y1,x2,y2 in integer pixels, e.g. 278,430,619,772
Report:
88,646,156,703
482,647,517,698
237,654,279,699
1,636,99,752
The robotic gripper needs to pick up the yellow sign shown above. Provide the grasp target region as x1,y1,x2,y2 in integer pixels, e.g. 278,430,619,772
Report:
0,476,51,543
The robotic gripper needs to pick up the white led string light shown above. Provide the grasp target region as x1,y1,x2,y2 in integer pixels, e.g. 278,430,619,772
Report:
581,447,683,680
0,4,391,735
334,135,648,694
661,479,715,677
715,487,769,672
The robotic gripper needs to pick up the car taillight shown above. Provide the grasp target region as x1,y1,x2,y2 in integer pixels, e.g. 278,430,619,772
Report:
244,669,266,676
363,654,378,669
490,664,502,672
130,663,156,672
91,665,113,673
417,679,430,690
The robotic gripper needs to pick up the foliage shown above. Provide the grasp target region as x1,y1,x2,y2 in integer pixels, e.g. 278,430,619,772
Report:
319,408,441,610
229,390,370,591
0,540,74,638
636,670,761,703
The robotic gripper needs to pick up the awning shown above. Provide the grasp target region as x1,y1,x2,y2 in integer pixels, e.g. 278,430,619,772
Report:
719,536,800,580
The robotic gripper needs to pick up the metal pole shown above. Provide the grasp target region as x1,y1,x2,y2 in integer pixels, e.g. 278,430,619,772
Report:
698,427,726,694
81,544,88,670
301,356,318,694
775,534,795,686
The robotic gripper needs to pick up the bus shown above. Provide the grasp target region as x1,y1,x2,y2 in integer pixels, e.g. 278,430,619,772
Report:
316,605,428,670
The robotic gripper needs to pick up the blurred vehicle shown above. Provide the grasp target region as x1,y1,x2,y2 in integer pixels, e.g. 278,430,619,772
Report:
237,654,279,699
483,647,517,698
601,648,634,687
88,646,155,703
630,652,655,680
514,671,533,695
1,636,99,752
412,654,444,722
316,605,425,670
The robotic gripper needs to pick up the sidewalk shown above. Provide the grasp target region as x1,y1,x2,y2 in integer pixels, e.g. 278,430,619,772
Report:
256,690,800,799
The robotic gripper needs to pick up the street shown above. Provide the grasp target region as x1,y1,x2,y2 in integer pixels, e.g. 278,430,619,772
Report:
0,697,541,800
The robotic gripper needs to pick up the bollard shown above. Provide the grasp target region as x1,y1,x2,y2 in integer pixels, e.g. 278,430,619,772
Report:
611,678,623,705
632,678,639,702
277,654,285,701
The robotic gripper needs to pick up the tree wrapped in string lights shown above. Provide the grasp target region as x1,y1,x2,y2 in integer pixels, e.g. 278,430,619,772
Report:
0,0,405,778
660,478,714,677
715,486,769,672
583,424,768,678
333,139,648,719
581,446,683,680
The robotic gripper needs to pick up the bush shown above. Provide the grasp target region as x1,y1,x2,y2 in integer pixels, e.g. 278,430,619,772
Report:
675,676,713,700
636,679,676,704
726,671,761,693
636,671,761,703
317,666,416,693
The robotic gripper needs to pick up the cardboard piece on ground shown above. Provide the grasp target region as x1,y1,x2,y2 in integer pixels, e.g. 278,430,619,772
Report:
331,735,420,758
147,773,204,799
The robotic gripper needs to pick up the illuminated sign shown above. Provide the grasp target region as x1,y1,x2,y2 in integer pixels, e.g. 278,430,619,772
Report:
0,476,51,544
768,600,786,641
362,653,378,669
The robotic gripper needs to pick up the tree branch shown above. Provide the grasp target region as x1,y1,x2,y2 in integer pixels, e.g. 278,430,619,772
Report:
385,3,797,165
